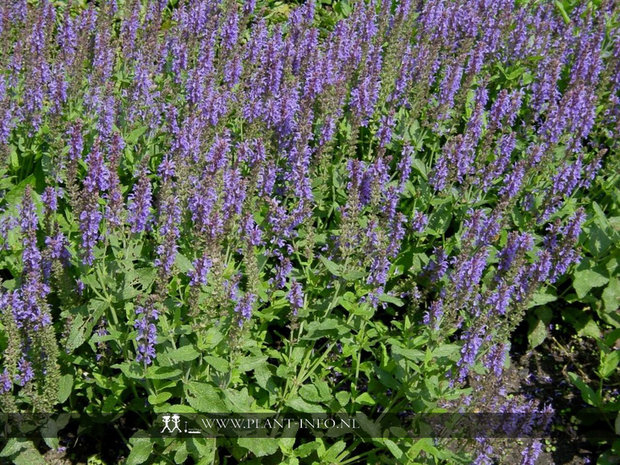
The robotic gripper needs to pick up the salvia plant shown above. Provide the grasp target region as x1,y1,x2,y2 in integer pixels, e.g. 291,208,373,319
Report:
0,0,618,464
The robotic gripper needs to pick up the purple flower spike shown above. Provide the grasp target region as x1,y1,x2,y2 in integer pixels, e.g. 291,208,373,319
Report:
288,279,304,315
16,357,34,386
188,253,212,287
235,293,256,327
0,368,12,393
134,302,159,366
127,169,153,234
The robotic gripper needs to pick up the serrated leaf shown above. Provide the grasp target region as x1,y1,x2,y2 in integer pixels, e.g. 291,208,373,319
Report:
573,269,609,299
411,159,428,180
254,363,277,394
175,253,193,273
12,444,46,465
165,404,197,413
319,255,342,277
432,344,460,359
528,288,557,308
126,438,153,465
392,346,424,362
342,270,365,281
238,356,268,372
299,385,323,403
166,345,200,362
113,362,144,379
197,327,224,350
222,388,255,412
204,355,229,372
146,366,182,380
285,396,324,413
66,299,107,352
304,318,348,340
0,438,26,457
602,278,619,313
185,382,227,412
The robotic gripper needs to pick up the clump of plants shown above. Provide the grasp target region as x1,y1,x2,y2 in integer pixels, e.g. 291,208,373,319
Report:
0,0,617,464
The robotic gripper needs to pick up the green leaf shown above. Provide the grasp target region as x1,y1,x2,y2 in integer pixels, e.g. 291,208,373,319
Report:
175,253,193,273
563,309,602,340
146,366,182,380
148,392,172,405
528,317,548,349
57,374,73,404
355,392,375,406
66,299,107,352
322,440,346,462
197,327,225,350
299,385,324,403
381,438,404,460
12,444,46,465
527,288,557,308
204,355,229,372
304,318,344,340
378,293,404,307
113,362,144,379
162,404,197,414
166,345,200,362
567,372,600,407
126,438,153,465
409,438,440,458
602,278,619,313
554,0,571,24
294,441,320,458
392,346,424,362
222,388,255,412
254,363,276,394
573,269,609,299
411,159,428,180
0,439,26,458
238,438,279,457
599,350,620,379
125,126,148,145
174,441,188,464
3,175,36,206
187,437,215,461
41,415,70,450
285,396,324,413
342,270,365,281
432,344,460,360
319,255,342,277
185,382,227,412
238,356,268,372
335,391,350,407
502,65,525,81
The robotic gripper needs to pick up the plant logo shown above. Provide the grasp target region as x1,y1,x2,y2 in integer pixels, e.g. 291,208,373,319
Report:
161,414,182,434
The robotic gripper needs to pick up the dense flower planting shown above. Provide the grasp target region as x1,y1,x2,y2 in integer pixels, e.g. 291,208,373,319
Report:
0,0,618,463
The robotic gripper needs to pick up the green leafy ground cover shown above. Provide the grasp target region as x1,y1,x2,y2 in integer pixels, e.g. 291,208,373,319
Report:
0,0,618,464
